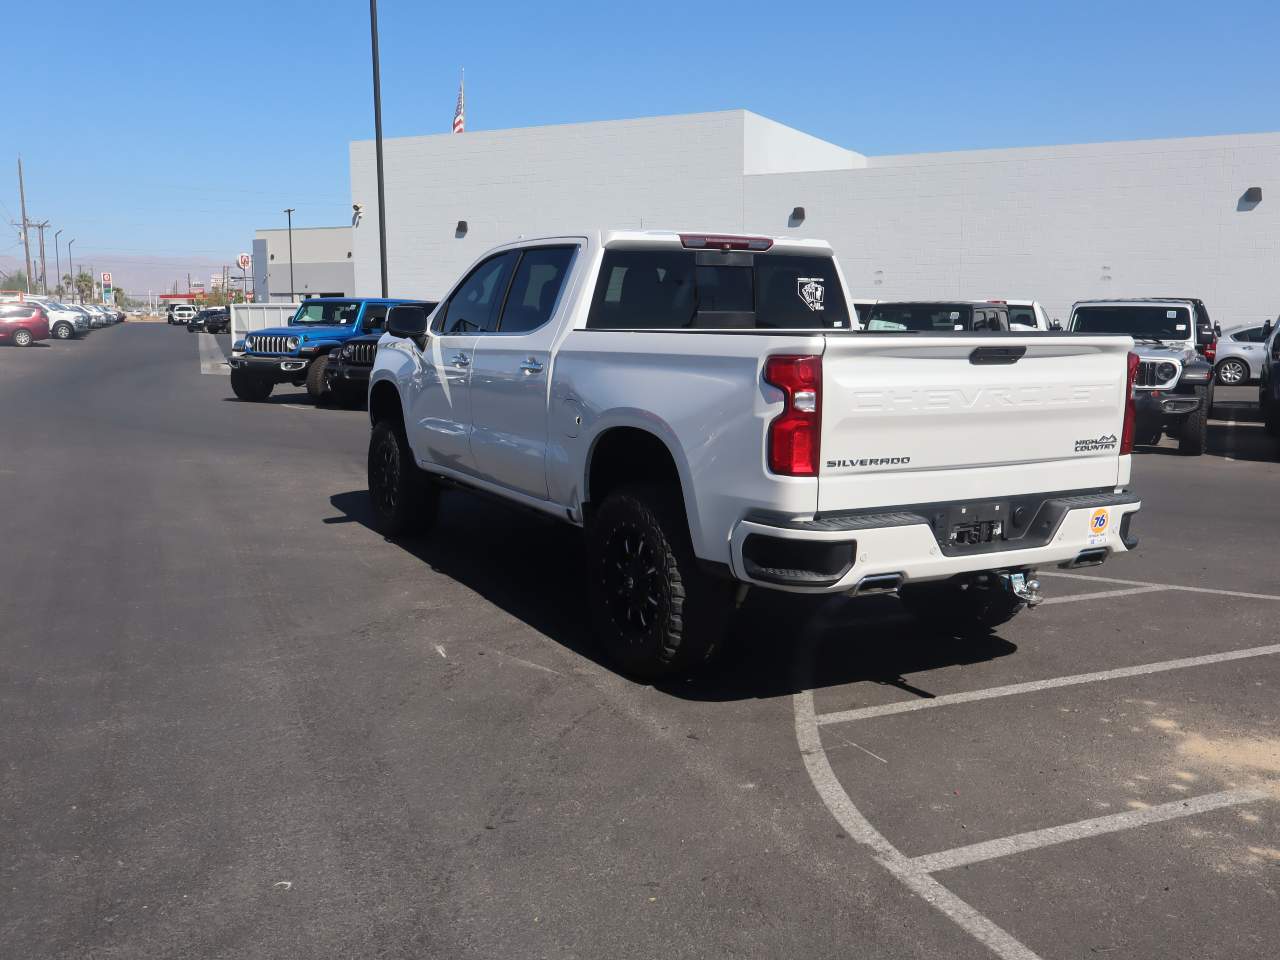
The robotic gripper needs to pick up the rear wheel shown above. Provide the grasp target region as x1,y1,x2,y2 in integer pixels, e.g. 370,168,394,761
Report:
230,368,273,402
1215,357,1247,385
13,328,33,347
900,577,1027,637
367,420,437,537
586,484,732,681
306,355,330,402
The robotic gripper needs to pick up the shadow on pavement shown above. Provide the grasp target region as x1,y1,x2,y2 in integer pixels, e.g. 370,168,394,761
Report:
327,488,1018,702
1136,422,1276,462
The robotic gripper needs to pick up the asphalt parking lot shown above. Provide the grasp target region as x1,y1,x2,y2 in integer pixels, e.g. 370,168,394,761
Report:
2,325,1277,960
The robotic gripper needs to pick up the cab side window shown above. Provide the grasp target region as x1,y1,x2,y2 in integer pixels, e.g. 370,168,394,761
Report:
432,253,519,334
495,246,576,334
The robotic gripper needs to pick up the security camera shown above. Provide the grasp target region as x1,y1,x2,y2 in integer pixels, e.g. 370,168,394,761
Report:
351,202,365,227
353,202,364,213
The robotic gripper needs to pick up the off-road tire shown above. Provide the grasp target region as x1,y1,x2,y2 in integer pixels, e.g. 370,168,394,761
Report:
586,484,733,681
53,322,73,340
13,328,33,347
367,420,437,538
306,355,330,402
230,368,273,402
900,579,1027,637
1177,394,1209,456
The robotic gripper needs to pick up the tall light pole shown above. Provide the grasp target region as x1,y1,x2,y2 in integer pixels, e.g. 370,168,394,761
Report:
67,239,75,302
369,0,389,296
54,229,62,297
17,157,33,293
283,207,295,300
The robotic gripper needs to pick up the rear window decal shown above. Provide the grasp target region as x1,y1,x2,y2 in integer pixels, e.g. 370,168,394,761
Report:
797,278,825,312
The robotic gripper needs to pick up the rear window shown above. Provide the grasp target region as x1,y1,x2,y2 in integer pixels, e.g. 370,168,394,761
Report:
586,249,849,330
1070,306,1191,340
867,304,973,332
1008,305,1038,328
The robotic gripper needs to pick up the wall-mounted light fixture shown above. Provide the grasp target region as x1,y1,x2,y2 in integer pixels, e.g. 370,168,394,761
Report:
455,220,468,237
1244,186,1263,203
789,206,806,227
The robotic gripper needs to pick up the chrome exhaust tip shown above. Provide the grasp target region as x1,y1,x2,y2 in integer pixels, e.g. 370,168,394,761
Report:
851,573,905,596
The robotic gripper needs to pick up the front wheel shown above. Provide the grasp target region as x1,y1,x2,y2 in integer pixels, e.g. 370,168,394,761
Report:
367,420,437,537
586,484,732,681
230,368,273,402
900,578,1028,637
1177,398,1208,456
306,355,331,402
53,322,73,340
1215,358,1248,385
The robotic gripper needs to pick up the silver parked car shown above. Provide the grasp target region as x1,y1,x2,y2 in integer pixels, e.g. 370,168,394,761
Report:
1215,324,1267,384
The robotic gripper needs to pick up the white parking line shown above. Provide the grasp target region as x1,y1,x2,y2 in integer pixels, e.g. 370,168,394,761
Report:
910,788,1269,874
1042,570,1280,602
1039,585,1168,605
795,689,1045,960
816,643,1280,727
197,333,229,376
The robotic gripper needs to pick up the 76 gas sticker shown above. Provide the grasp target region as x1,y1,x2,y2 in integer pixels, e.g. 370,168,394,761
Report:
1088,508,1110,545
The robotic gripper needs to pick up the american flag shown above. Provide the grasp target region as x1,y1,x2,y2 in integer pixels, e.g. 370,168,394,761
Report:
452,73,465,134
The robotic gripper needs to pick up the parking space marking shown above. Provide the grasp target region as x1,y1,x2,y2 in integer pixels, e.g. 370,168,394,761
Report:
910,788,1269,874
1039,585,1168,605
816,643,1280,727
197,333,229,376
1042,570,1280,602
795,689,1045,960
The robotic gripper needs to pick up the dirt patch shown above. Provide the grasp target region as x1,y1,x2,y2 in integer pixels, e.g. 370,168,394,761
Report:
1177,732,1280,798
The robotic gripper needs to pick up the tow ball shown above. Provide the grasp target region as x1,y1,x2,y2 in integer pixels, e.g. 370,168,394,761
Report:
1000,570,1043,608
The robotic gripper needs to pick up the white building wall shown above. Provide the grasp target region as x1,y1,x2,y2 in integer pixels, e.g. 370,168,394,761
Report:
745,132,1280,326
349,111,1280,329
351,112,753,299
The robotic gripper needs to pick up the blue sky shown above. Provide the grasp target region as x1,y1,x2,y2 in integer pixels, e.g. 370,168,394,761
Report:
4,0,1277,291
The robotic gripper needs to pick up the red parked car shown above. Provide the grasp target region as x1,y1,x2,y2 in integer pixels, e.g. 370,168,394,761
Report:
0,303,50,346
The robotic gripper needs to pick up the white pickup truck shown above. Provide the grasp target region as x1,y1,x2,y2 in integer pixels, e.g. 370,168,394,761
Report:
366,231,1142,678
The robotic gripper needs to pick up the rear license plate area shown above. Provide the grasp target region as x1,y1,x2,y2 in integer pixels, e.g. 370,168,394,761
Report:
933,502,1009,547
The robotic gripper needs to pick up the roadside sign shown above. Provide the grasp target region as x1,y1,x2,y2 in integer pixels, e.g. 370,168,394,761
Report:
101,272,113,303
237,253,251,271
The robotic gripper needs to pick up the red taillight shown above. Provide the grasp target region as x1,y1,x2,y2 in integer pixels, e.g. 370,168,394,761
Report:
1120,350,1139,455
764,354,821,476
679,233,773,252
1203,339,1217,363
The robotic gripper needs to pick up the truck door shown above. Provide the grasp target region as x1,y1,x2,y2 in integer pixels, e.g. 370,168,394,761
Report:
407,252,518,475
469,245,578,499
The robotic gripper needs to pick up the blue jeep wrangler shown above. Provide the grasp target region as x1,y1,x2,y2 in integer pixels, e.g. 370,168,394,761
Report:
228,297,426,403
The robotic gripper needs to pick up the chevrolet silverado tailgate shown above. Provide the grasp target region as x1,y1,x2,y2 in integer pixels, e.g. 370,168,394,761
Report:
816,335,1132,512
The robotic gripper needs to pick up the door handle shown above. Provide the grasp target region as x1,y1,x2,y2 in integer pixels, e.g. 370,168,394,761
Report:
519,357,544,375
451,352,470,367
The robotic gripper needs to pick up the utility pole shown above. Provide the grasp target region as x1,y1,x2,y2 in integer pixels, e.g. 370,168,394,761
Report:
187,272,191,296
34,221,49,294
17,157,33,293
67,239,75,301
283,208,296,301
54,229,62,297
369,0,389,296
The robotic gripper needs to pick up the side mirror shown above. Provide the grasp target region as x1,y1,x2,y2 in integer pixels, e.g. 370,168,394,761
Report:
1049,319,1063,331
387,304,429,346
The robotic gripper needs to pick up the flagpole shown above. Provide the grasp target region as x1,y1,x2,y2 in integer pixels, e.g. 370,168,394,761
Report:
369,0,389,297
